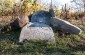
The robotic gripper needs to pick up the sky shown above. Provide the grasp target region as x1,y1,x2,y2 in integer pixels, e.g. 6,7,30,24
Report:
37,0,84,11
37,0,72,6
56,0,71,5
17,0,84,11
16,0,78,5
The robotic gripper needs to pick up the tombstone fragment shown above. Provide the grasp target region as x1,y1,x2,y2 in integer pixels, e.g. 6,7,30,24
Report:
50,17,82,34
19,22,55,43
31,11,51,25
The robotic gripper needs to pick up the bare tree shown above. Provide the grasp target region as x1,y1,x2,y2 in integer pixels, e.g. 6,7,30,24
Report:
81,0,85,12
71,0,84,25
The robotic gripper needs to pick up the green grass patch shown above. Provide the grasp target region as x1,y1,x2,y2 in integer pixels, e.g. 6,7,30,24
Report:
0,29,85,55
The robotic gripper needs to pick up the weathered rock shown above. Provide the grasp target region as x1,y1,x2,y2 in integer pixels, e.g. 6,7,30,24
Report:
10,15,29,29
49,8,55,17
50,17,82,34
10,18,21,29
31,10,51,25
19,22,55,43
0,15,29,32
18,15,29,28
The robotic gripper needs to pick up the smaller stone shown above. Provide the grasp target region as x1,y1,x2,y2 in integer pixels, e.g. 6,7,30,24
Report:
10,15,29,29
49,8,56,17
19,22,55,44
18,15,29,28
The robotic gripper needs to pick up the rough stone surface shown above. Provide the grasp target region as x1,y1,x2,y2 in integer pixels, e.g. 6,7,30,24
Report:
18,15,29,28
19,22,55,43
50,17,82,34
49,8,55,17
31,10,51,25
10,15,29,29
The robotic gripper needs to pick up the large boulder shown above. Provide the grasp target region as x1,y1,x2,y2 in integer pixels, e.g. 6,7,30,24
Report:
31,10,51,25
19,22,55,44
50,17,82,34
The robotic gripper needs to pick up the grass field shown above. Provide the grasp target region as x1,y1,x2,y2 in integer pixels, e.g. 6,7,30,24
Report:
0,19,85,55
0,28,85,55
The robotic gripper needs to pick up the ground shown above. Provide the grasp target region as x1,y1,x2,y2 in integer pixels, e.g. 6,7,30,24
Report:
0,29,85,55
0,17,85,55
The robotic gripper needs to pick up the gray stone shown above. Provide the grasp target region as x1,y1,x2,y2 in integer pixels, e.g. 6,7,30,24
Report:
19,22,55,44
49,8,56,17
50,17,82,34
31,11,51,25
